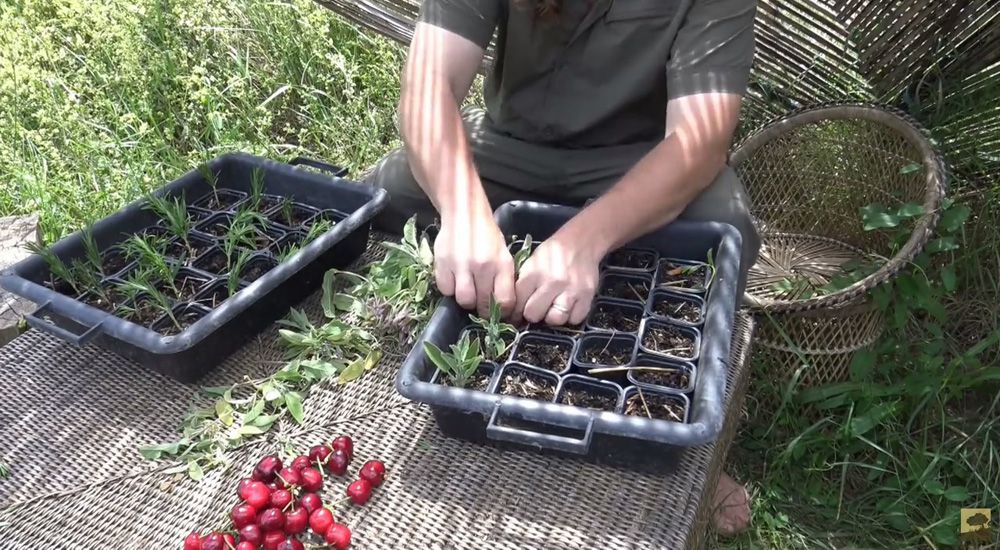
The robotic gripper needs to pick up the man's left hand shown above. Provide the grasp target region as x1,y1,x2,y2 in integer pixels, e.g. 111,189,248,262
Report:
512,230,604,326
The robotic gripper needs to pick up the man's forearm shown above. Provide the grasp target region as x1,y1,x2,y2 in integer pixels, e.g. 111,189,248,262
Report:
400,84,490,222
559,134,727,255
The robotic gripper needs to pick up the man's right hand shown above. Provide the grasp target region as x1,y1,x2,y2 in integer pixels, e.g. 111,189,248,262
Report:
433,211,516,318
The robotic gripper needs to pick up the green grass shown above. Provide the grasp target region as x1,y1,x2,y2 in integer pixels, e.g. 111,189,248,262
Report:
2,1,998,548
0,0,404,242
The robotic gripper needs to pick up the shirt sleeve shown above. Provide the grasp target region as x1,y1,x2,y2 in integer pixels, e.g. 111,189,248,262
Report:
417,0,502,50
666,0,757,99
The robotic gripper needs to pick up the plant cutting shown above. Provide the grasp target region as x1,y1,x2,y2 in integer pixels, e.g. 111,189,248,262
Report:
656,259,712,292
144,193,195,257
468,296,517,360
423,331,485,389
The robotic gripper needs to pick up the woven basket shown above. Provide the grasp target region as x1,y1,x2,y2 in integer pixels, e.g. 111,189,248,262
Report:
753,302,883,387
732,103,946,385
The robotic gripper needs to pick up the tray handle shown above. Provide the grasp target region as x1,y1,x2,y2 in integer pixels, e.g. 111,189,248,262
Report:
485,401,595,455
25,301,105,347
288,157,349,178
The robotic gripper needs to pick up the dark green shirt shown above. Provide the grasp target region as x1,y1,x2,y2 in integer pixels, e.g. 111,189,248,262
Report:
419,0,757,148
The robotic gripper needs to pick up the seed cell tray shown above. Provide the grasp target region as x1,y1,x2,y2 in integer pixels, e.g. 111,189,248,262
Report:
397,201,743,470
0,153,387,382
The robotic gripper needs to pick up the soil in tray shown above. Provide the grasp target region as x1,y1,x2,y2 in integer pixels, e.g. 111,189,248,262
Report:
499,370,556,401
579,340,632,367
123,298,163,326
559,386,617,412
606,249,656,270
195,284,237,309
156,307,207,336
258,195,284,213
201,220,230,238
658,262,708,291
589,303,641,332
101,249,129,276
158,273,208,302
195,249,229,275
512,340,571,372
243,258,276,282
624,391,686,422
633,366,690,390
642,325,696,359
250,229,280,250
599,276,650,302
439,369,492,392
80,285,129,313
652,295,702,324
198,191,244,211
268,204,313,228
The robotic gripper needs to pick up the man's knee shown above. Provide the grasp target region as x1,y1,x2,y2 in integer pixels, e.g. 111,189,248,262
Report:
363,148,437,233
679,167,761,293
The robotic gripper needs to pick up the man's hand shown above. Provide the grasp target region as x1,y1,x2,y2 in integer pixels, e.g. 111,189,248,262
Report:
435,213,516,317
512,229,604,326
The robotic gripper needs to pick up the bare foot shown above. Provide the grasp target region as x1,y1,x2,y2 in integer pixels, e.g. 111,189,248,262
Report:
712,472,751,536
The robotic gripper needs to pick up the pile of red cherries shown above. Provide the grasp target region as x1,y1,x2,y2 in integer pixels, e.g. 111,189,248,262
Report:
183,436,385,550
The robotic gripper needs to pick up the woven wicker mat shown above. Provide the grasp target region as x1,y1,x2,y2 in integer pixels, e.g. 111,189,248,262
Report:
0,237,755,550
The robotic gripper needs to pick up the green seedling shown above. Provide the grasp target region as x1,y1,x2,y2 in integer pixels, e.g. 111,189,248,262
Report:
122,234,181,296
198,163,221,207
224,208,268,267
280,196,295,226
25,242,83,294
512,234,533,274
227,249,251,297
119,270,181,330
277,219,334,262
248,167,265,211
423,331,483,388
144,193,193,252
469,296,517,360
80,226,104,275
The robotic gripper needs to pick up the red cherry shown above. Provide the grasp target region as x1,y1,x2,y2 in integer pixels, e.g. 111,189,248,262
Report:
200,532,225,550
269,489,293,510
252,455,283,483
308,445,332,465
276,467,300,489
308,508,334,535
347,479,372,505
325,450,349,477
223,534,237,549
275,538,304,550
325,523,352,549
243,481,271,510
330,436,353,462
236,542,257,550
267,481,280,492
239,524,263,545
290,455,311,471
183,532,201,550
231,503,258,529
299,492,322,514
283,506,308,535
237,478,255,500
258,508,286,532
359,460,386,487
299,467,323,493
262,531,285,550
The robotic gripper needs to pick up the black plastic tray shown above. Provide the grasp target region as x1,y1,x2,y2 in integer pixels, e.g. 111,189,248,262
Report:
0,153,387,382
396,201,742,469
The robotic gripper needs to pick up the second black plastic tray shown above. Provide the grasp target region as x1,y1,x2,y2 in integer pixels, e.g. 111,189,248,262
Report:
0,153,387,382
